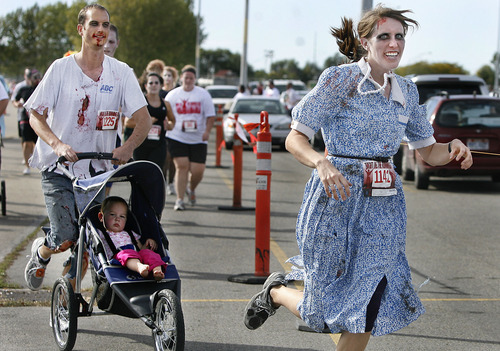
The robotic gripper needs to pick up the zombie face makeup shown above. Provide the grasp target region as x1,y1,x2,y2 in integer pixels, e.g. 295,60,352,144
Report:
104,29,119,57
78,8,110,49
361,17,405,75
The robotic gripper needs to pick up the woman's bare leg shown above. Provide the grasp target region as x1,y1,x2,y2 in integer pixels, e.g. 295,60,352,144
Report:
270,285,303,318
336,331,371,351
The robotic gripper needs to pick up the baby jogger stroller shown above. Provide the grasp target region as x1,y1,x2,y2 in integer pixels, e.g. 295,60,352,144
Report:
50,153,184,351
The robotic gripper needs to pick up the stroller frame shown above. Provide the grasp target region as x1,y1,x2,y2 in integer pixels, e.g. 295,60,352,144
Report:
49,153,185,351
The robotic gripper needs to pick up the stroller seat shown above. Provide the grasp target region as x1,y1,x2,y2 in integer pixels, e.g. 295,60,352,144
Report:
85,204,177,283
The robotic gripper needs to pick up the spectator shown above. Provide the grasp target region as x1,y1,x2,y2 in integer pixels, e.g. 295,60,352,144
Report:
284,82,300,116
23,4,151,291
134,72,175,170
166,65,215,211
234,84,250,99
252,81,264,95
263,79,280,99
14,69,42,175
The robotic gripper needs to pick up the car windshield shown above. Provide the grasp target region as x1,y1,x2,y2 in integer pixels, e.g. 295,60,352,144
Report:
208,89,237,98
417,83,483,104
233,99,285,114
436,100,500,127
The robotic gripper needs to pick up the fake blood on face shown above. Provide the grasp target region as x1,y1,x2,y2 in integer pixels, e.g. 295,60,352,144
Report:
78,95,90,125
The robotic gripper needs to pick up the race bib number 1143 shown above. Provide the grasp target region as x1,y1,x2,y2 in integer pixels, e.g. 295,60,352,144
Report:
362,161,397,197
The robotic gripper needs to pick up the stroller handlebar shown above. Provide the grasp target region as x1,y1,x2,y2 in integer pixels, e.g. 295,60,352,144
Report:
57,152,116,164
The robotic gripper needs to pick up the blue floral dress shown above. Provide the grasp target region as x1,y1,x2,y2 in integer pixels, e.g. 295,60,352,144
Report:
286,58,435,336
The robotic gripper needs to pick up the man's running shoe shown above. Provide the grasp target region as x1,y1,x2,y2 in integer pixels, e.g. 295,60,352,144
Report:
24,237,50,291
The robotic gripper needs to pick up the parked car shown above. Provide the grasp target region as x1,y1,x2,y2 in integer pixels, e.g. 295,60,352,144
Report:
392,74,490,173
223,96,291,149
410,74,489,104
400,94,500,189
205,85,238,113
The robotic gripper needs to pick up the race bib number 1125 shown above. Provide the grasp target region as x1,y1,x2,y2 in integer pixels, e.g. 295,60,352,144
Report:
96,110,120,131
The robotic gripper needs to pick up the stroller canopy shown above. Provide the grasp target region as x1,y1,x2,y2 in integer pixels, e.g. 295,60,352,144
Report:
73,161,165,219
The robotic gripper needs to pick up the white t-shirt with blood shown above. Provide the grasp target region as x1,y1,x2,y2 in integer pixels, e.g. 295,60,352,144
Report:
166,85,215,144
25,55,147,178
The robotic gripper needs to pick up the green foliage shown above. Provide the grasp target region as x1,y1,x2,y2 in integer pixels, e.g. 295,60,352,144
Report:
395,61,468,76
269,59,301,79
100,0,197,73
0,3,73,78
324,53,347,68
476,64,495,88
200,48,255,77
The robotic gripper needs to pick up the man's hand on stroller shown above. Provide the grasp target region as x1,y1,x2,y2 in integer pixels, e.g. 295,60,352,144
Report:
54,142,78,163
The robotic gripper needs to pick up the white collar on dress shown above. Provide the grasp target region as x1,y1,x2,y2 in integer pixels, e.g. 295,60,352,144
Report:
356,57,406,108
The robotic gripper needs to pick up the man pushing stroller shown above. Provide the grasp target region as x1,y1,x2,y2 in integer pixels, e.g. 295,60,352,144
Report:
23,3,152,291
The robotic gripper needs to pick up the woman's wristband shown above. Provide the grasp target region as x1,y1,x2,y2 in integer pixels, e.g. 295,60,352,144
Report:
448,142,452,153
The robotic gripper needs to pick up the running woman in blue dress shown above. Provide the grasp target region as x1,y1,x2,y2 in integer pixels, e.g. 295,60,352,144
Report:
244,5,473,351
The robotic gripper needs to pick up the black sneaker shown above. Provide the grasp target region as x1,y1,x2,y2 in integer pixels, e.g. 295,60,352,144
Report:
244,272,287,330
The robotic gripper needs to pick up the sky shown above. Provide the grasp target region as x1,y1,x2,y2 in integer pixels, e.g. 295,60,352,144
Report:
2,0,499,75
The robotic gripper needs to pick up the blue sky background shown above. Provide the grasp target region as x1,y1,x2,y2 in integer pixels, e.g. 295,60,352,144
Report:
2,0,498,74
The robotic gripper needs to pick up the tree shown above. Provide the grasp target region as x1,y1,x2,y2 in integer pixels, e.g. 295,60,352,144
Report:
200,48,248,77
395,61,468,76
269,59,301,79
100,0,197,73
300,62,321,83
323,53,347,69
0,3,72,78
476,64,494,89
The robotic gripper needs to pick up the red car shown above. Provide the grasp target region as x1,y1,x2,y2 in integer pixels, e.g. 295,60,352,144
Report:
401,94,500,189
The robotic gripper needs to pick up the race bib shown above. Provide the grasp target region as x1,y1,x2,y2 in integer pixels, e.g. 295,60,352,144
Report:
362,161,397,197
182,120,197,133
147,125,161,140
96,110,120,131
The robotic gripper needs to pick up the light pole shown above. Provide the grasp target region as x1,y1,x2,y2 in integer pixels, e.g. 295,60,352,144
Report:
239,0,249,87
265,50,274,73
195,0,201,76
494,2,500,94
361,0,372,16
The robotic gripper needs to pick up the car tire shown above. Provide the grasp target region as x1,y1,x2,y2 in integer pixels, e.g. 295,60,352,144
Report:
393,147,403,175
414,165,429,189
311,132,325,151
401,151,414,181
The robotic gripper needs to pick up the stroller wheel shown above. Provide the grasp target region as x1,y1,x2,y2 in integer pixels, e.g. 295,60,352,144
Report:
1,180,5,216
51,277,78,351
152,289,185,351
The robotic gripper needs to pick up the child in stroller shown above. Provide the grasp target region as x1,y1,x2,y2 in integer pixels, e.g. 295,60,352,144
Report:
98,196,166,280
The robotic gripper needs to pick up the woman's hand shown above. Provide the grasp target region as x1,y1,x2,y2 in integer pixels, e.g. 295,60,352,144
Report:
449,139,473,170
316,158,352,200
